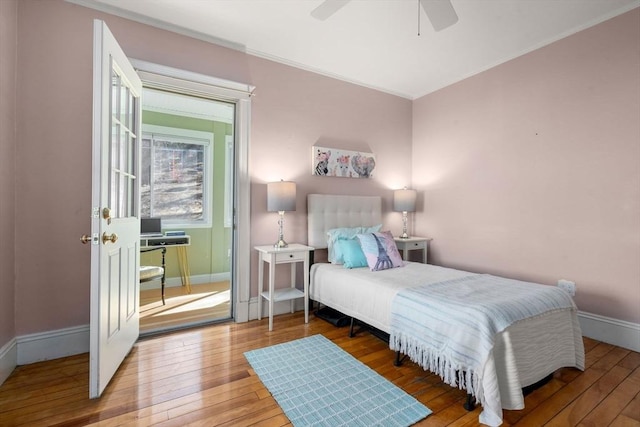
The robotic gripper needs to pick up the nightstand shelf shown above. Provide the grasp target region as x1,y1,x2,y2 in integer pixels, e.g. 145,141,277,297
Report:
255,243,314,331
260,287,305,302
394,236,432,264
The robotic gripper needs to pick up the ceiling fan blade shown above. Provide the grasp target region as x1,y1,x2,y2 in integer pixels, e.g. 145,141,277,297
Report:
311,0,351,21
420,0,459,32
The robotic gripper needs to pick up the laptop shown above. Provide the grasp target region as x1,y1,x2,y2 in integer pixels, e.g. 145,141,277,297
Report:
141,217,163,237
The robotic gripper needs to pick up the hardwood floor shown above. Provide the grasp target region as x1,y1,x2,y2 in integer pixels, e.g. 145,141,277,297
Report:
140,282,231,333
0,312,638,426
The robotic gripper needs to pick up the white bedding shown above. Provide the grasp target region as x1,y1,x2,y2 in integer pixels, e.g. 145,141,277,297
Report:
310,261,585,424
310,262,474,333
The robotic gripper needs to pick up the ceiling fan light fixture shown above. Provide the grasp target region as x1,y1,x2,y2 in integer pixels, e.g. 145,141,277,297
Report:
311,0,350,21
420,0,459,32
312,0,459,33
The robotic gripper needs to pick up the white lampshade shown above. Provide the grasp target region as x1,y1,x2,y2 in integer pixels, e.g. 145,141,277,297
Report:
267,180,297,212
393,188,417,213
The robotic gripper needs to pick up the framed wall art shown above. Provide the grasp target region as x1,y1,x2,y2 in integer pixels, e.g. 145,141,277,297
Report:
312,146,376,178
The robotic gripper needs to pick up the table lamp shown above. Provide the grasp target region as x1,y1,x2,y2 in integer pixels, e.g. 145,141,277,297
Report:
267,180,297,248
393,188,417,239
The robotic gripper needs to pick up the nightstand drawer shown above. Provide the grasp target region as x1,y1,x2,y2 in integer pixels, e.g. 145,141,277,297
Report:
406,241,427,250
395,239,427,250
275,251,306,263
393,237,431,264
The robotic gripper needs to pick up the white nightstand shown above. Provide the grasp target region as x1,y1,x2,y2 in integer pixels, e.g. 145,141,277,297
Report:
255,243,314,331
394,236,432,264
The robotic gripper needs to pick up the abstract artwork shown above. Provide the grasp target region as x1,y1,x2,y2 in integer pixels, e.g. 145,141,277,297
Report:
312,146,376,178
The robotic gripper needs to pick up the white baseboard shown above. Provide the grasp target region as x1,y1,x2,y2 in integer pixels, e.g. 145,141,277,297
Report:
2,307,635,388
247,303,640,352
578,311,640,352
16,325,89,365
140,273,230,291
235,300,250,323
0,338,17,386
245,302,640,352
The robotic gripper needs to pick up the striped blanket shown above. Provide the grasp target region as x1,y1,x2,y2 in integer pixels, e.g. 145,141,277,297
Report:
389,274,576,427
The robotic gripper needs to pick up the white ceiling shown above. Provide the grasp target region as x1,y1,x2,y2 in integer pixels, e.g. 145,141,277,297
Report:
77,0,639,100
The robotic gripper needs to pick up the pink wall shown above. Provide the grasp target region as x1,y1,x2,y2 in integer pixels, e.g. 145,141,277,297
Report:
13,0,412,336
0,0,17,348
412,9,640,323
8,0,638,345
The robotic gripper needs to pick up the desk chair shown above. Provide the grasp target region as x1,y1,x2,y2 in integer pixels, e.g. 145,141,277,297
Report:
140,247,167,305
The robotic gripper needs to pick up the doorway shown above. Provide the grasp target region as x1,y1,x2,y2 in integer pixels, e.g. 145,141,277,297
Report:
137,86,235,334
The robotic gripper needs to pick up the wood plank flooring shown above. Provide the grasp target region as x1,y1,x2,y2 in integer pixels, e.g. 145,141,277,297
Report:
0,312,638,426
140,282,231,333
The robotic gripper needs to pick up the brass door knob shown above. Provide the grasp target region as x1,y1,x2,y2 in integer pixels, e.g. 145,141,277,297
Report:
102,207,112,225
80,234,93,244
102,232,118,244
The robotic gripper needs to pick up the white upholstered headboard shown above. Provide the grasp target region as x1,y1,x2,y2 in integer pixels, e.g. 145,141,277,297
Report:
307,194,382,249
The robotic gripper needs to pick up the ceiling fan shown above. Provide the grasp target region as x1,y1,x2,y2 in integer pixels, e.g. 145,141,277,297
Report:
311,0,459,32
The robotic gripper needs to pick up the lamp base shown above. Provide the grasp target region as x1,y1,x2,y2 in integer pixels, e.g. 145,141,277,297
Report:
274,239,288,249
274,211,288,248
400,212,410,239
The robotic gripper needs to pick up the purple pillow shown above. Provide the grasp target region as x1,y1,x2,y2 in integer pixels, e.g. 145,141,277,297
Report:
356,230,404,271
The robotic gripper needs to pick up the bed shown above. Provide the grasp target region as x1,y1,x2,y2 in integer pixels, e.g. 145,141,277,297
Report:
307,194,585,426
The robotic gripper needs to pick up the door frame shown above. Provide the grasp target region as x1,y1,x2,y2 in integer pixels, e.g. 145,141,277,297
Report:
130,59,254,323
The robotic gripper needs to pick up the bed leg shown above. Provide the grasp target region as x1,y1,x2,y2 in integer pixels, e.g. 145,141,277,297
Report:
348,318,365,338
393,351,407,366
463,394,475,411
523,373,553,396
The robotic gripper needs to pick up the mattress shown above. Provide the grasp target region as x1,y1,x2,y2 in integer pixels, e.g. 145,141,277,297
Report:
310,261,473,333
310,261,585,413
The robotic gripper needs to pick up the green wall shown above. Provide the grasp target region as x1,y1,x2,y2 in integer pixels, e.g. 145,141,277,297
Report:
140,111,233,281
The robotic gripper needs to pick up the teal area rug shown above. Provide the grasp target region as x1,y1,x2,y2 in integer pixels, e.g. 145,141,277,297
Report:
244,334,431,427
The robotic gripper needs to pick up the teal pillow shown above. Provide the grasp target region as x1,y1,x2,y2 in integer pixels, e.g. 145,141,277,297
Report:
327,227,361,263
336,239,368,269
327,224,382,264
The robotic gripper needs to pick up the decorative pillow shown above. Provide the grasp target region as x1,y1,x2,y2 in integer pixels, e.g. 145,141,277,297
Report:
362,224,383,234
335,239,368,269
356,230,404,271
327,224,382,264
326,227,360,264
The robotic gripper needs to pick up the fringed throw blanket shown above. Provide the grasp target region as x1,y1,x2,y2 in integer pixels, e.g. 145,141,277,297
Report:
389,274,576,427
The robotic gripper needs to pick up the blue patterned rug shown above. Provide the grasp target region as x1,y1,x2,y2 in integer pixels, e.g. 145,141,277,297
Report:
244,334,431,427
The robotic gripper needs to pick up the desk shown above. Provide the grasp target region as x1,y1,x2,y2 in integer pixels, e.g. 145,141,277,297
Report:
255,244,313,331
140,235,191,248
141,235,192,293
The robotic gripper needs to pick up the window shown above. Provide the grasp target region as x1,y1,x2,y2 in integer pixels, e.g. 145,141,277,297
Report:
141,124,213,228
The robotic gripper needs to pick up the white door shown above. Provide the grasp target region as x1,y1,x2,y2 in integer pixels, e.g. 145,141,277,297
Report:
89,19,142,398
